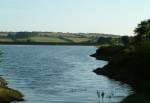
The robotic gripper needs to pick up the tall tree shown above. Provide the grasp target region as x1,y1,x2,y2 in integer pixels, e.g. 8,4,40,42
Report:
134,19,150,41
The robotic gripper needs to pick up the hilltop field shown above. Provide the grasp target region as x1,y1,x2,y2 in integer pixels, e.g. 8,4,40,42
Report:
0,32,119,45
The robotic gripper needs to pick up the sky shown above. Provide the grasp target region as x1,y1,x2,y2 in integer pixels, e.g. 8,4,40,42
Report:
0,0,150,35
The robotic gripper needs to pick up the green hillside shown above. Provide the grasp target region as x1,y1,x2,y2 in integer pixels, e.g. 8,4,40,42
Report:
0,32,120,45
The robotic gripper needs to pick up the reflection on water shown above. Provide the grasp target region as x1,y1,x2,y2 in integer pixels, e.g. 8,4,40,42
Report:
0,45,132,103
96,89,125,103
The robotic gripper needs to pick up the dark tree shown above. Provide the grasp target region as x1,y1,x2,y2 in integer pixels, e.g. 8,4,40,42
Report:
134,19,150,41
121,36,130,45
8,32,38,40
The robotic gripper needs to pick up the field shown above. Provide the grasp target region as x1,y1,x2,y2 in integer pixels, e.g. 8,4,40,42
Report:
0,32,119,45
0,32,91,44
29,36,68,43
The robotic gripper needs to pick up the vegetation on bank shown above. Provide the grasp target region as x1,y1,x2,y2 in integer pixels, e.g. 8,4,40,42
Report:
92,19,150,103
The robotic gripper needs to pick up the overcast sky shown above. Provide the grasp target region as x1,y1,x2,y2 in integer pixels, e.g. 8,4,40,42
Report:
0,0,150,35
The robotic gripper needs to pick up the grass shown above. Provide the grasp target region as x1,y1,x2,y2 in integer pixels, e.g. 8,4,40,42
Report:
0,33,94,45
29,36,70,43
63,36,90,43
29,35,90,43
0,38,14,42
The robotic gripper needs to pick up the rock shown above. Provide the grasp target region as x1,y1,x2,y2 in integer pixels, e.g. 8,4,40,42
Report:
0,77,24,103
0,87,24,103
0,77,8,87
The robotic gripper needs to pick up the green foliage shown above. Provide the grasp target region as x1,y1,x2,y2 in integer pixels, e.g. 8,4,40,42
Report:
121,36,130,45
94,19,150,98
97,37,120,45
8,32,38,40
91,45,124,61
134,19,150,42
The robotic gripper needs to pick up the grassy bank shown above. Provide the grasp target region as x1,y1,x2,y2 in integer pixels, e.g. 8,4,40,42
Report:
0,86,24,103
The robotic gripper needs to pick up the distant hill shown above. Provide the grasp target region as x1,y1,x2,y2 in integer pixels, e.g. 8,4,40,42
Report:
0,32,120,45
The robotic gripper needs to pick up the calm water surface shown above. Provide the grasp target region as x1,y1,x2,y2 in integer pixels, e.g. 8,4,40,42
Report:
0,45,132,103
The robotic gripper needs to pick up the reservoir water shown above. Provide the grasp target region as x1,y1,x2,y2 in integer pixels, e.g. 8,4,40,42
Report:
0,45,131,103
